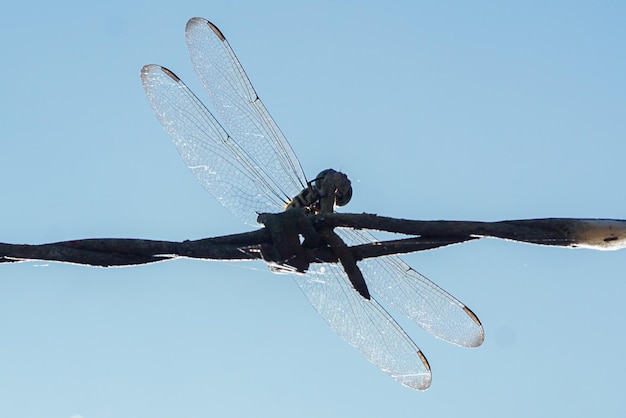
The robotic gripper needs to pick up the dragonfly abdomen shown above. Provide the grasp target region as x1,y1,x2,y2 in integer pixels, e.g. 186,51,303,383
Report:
285,183,320,211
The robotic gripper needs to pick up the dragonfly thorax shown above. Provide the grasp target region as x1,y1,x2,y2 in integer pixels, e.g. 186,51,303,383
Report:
285,169,352,214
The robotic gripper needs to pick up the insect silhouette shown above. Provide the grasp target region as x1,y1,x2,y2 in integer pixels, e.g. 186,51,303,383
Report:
141,17,484,390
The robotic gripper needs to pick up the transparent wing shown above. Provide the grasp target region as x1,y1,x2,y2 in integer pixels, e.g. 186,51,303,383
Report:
141,18,483,389
339,229,484,347
141,61,433,389
141,64,290,226
185,17,307,206
182,17,484,346
293,261,432,390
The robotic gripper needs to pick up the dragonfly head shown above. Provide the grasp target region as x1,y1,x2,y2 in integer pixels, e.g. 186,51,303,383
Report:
314,169,352,207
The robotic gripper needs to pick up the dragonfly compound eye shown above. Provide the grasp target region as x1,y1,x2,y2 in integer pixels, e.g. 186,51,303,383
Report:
314,169,352,207
314,169,334,182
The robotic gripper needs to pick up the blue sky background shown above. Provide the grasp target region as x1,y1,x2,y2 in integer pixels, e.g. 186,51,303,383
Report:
1,1,625,417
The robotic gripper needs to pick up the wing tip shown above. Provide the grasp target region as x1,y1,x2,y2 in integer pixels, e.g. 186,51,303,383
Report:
140,64,152,78
187,17,226,42
463,305,482,326
462,306,485,347
417,349,431,373
396,351,432,390
140,64,181,83
395,350,431,391
206,20,226,42
159,66,181,82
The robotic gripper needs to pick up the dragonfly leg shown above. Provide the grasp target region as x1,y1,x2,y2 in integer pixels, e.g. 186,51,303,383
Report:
258,208,370,299
318,226,371,300
257,208,322,272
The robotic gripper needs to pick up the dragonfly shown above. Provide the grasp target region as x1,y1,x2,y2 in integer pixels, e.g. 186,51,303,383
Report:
141,17,484,390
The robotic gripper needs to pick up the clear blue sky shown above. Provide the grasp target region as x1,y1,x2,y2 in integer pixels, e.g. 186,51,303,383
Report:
1,1,625,417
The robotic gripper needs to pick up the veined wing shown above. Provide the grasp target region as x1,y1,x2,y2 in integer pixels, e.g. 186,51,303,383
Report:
339,229,484,347
185,17,307,212
181,17,484,348
141,64,290,226
141,17,481,389
141,62,433,388
294,261,431,390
